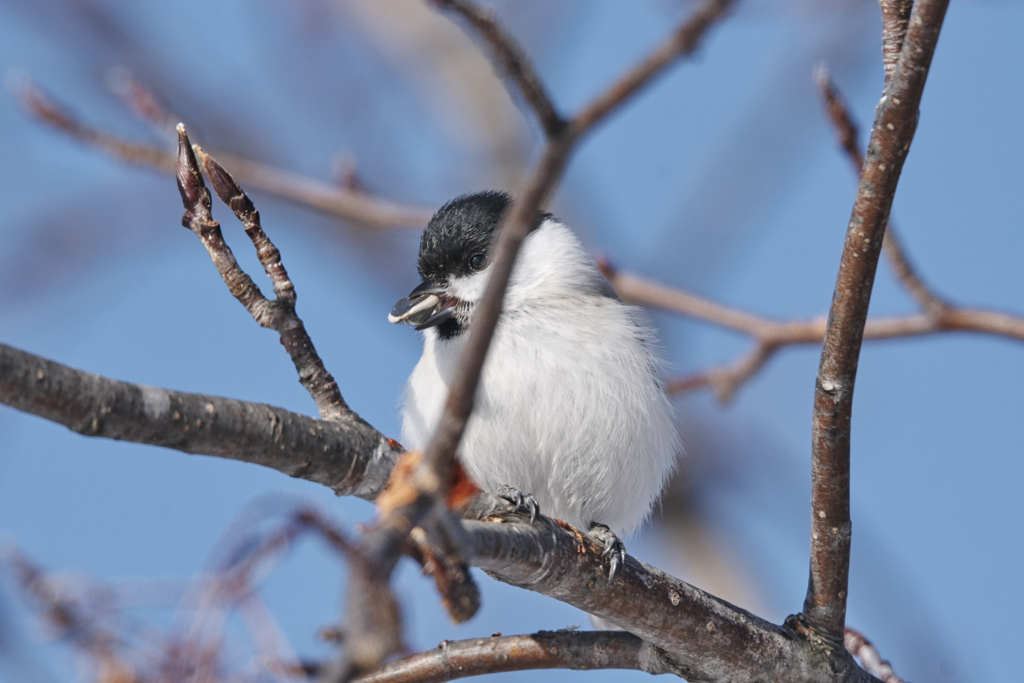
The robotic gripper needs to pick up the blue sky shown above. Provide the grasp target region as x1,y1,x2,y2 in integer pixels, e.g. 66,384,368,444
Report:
1,2,1021,681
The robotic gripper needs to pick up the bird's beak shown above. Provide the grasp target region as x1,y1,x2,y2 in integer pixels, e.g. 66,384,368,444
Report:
388,280,458,329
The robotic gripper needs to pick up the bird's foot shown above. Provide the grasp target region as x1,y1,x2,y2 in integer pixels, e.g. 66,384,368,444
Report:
496,485,540,523
588,522,626,582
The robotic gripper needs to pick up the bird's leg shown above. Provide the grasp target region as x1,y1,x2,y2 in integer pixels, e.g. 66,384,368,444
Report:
588,522,626,582
495,484,540,523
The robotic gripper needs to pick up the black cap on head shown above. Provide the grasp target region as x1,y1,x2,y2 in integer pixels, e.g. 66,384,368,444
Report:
417,191,547,283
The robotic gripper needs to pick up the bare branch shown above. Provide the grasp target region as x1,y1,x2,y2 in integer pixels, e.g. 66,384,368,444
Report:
845,627,904,683
176,125,349,422
815,66,949,316
12,78,432,229
430,0,565,137
602,265,1024,400
178,133,423,674
667,343,774,402
106,66,179,137
805,0,949,641
465,517,879,683
0,342,400,500
355,631,686,683
566,0,734,141
6,550,134,679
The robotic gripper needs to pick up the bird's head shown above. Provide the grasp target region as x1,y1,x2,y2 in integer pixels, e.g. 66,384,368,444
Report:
388,191,551,340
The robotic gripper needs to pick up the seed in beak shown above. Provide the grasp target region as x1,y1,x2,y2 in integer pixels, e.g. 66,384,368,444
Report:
388,293,441,324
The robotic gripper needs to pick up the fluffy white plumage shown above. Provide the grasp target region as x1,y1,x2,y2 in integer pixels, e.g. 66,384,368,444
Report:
399,217,679,537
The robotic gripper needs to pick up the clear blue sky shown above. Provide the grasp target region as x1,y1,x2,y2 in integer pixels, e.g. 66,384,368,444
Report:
1,2,1021,681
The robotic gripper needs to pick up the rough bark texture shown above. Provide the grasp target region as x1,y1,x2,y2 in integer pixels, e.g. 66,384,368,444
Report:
467,518,878,683
0,342,399,500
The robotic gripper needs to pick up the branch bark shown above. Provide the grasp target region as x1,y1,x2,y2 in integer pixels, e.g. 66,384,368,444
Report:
0,342,399,499
464,517,878,682
430,0,564,137
175,126,349,422
356,631,685,683
805,0,949,641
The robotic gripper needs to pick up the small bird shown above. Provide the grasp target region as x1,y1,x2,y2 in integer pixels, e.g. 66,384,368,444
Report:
389,191,679,567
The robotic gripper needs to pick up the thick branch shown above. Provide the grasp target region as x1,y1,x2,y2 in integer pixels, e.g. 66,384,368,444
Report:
356,631,685,683
805,0,949,640
0,342,399,500
465,518,879,683
13,78,432,229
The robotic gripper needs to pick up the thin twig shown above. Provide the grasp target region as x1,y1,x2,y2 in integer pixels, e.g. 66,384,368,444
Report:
845,627,904,683
805,0,949,642
175,125,349,422
602,265,1024,401
13,78,432,229
815,65,949,316
668,344,774,402
430,0,564,137
355,631,685,683
106,66,180,138
6,550,134,679
566,0,734,141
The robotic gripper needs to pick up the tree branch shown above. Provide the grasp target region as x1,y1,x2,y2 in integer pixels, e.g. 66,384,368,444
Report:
429,0,565,137
0,342,399,500
566,0,734,141
815,65,949,316
464,517,879,682
355,631,685,683
599,264,1024,402
805,0,949,641
175,126,348,422
12,77,432,229
844,627,904,683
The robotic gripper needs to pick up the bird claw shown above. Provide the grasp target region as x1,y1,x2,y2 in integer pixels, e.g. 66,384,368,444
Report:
496,485,540,523
588,523,626,582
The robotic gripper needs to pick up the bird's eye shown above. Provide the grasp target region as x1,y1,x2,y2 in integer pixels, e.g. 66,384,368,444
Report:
468,252,487,271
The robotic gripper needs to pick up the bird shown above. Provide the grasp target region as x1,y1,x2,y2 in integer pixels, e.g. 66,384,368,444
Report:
389,191,680,573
